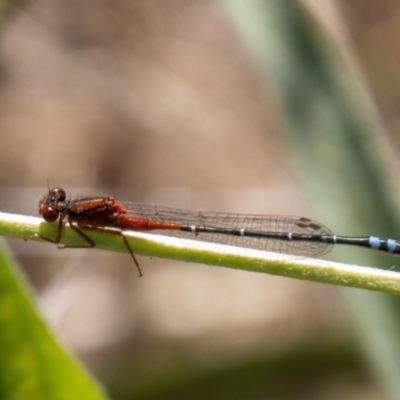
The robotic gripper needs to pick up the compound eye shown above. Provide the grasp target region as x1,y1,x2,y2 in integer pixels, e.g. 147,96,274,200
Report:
51,187,66,202
40,205,59,222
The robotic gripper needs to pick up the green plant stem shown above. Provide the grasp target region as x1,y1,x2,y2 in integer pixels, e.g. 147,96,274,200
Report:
1,211,400,294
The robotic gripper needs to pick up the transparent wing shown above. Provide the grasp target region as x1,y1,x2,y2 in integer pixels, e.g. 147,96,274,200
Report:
122,202,334,257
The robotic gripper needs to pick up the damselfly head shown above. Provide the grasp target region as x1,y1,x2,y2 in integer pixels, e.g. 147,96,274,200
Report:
38,187,66,222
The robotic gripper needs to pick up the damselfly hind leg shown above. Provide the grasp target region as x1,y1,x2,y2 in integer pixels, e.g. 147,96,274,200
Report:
28,216,143,277
67,223,143,277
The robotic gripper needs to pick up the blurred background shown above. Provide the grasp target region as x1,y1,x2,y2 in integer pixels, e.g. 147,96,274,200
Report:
1,0,400,398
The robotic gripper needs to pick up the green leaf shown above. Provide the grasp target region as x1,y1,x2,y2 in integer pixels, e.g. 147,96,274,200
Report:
0,239,108,400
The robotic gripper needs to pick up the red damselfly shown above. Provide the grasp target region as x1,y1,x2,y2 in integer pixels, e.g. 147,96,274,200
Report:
34,187,400,277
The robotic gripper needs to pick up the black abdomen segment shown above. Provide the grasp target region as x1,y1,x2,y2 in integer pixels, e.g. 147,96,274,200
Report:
179,225,400,256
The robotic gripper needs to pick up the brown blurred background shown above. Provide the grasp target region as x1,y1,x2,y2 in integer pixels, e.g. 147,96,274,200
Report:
1,0,399,398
